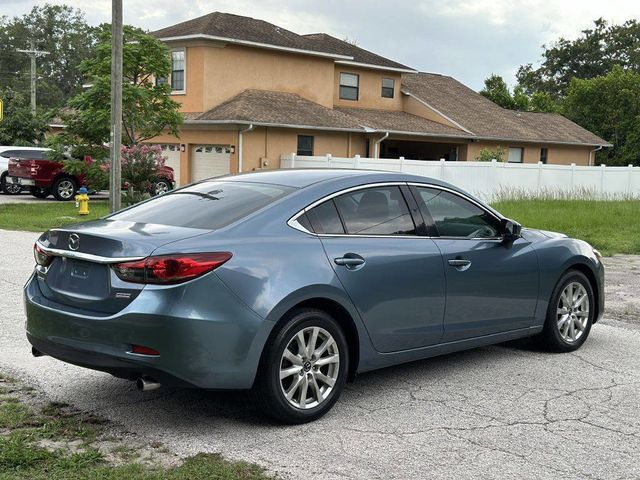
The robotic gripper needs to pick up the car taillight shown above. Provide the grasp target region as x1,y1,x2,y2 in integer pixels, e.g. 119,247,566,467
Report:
33,243,53,267
29,161,39,175
112,252,232,285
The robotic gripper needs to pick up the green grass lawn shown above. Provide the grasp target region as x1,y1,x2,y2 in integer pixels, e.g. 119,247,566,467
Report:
0,374,271,479
492,199,640,256
0,201,110,232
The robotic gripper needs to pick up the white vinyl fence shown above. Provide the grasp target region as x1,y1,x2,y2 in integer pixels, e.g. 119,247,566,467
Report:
280,154,640,201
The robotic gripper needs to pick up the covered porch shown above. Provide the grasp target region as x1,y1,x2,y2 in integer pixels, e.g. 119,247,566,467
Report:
377,136,470,161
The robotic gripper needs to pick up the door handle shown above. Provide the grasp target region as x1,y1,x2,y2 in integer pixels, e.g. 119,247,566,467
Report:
448,258,472,271
334,254,365,269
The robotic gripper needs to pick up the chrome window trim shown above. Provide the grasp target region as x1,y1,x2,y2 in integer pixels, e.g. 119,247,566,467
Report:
287,181,506,241
35,242,145,264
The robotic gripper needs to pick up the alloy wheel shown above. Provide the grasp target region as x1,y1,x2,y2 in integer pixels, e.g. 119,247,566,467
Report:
4,182,21,194
279,326,340,410
556,282,590,343
154,181,169,195
58,180,75,199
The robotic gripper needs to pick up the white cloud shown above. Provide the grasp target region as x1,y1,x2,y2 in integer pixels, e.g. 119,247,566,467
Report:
3,0,640,89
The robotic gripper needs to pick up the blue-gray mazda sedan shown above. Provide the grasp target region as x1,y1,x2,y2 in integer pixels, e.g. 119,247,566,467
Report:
25,169,604,423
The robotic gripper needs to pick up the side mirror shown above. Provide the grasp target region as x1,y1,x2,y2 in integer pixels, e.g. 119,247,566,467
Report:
501,218,522,241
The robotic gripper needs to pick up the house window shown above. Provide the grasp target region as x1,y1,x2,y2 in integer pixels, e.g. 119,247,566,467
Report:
297,135,314,156
381,78,395,98
339,72,359,101
171,50,185,92
508,147,524,163
540,147,548,164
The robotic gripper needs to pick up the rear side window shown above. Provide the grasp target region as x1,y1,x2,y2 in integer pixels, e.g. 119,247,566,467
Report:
306,200,345,234
110,181,295,229
334,186,415,235
0,150,20,158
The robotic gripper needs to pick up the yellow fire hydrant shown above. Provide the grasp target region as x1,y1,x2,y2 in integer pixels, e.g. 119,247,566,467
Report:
75,186,89,216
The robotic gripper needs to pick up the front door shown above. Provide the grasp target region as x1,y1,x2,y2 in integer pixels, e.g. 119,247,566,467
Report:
411,186,539,342
305,185,446,352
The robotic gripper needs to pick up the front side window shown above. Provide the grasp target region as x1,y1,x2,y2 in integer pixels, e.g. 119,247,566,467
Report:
334,186,415,235
171,50,185,92
414,187,500,238
297,135,314,156
339,72,359,101
508,147,523,163
381,78,395,98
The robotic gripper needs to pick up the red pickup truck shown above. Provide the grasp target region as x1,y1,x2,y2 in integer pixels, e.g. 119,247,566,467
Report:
7,154,176,201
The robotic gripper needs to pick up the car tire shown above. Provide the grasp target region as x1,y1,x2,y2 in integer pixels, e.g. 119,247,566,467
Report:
152,178,172,196
254,309,349,424
541,270,595,352
1,172,22,195
52,176,78,201
30,187,51,199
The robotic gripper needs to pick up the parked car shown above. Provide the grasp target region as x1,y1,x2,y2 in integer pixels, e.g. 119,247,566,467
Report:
7,154,176,201
0,146,50,195
25,170,604,423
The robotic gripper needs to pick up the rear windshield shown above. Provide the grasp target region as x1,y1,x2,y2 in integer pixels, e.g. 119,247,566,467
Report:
109,181,295,229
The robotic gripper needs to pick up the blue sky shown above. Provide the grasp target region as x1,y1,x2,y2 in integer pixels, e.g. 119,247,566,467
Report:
3,0,640,90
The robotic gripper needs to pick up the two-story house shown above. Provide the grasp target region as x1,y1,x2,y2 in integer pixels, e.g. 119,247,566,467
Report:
148,12,610,186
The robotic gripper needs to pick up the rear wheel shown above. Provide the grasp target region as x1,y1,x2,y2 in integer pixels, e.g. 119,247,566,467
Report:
152,178,172,196
254,309,348,424
1,172,22,195
541,270,594,352
30,187,51,199
52,176,77,201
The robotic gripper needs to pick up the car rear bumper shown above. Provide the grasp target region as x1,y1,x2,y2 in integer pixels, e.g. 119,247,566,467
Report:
24,272,272,389
7,176,35,186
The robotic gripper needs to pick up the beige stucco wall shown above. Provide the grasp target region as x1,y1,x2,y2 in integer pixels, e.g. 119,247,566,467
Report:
464,142,592,166
165,42,337,112
333,67,402,110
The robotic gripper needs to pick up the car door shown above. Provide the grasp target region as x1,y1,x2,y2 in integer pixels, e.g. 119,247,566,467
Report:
410,185,539,343
302,184,446,353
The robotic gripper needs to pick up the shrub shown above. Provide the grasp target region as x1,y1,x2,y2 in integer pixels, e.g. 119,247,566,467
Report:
475,146,506,162
120,144,166,205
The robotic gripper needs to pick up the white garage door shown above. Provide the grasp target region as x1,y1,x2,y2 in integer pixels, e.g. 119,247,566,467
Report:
191,145,231,182
155,144,181,186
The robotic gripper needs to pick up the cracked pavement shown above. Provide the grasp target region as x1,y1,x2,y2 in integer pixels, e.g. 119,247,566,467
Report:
1,228,639,479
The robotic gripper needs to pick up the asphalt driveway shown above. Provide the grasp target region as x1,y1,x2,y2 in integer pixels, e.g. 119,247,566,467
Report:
1,228,638,479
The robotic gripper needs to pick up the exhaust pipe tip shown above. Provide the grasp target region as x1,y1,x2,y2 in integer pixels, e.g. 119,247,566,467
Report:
31,347,46,358
136,376,161,392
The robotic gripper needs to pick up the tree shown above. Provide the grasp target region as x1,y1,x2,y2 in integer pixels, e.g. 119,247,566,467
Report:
64,24,182,148
563,66,640,166
0,4,96,111
517,18,640,99
0,88,49,145
480,74,559,112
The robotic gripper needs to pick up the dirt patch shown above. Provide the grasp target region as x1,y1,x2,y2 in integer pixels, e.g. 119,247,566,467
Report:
603,255,640,325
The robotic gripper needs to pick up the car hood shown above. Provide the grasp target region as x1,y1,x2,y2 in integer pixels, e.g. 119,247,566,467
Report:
521,227,568,243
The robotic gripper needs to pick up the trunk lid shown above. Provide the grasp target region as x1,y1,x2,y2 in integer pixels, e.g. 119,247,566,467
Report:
7,158,34,178
36,220,211,314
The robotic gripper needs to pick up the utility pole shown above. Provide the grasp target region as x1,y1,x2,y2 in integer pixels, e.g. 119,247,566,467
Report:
16,40,48,115
109,0,123,212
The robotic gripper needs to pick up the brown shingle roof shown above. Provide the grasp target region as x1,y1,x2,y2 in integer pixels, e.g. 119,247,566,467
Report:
402,73,610,146
188,89,363,130
336,107,467,137
303,33,413,70
152,12,346,58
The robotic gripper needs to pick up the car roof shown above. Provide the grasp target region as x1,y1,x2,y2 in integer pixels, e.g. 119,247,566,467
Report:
0,146,49,152
221,168,448,189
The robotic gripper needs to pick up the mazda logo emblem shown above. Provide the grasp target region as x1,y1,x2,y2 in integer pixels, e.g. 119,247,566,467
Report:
68,234,80,251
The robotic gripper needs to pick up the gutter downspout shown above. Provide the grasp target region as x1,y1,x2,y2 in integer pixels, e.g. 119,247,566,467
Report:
589,145,603,166
373,131,389,158
238,124,254,172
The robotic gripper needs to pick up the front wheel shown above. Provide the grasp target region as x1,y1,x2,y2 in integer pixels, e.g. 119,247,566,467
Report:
254,309,349,424
52,176,77,201
1,172,22,195
541,270,595,352
152,178,173,196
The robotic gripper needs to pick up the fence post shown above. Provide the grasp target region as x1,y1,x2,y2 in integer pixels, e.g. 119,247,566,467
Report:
600,164,606,198
491,159,498,199
570,163,576,190
399,156,405,172
354,154,360,169
326,153,332,168
629,164,634,196
440,158,445,180
290,153,296,168
537,161,543,193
